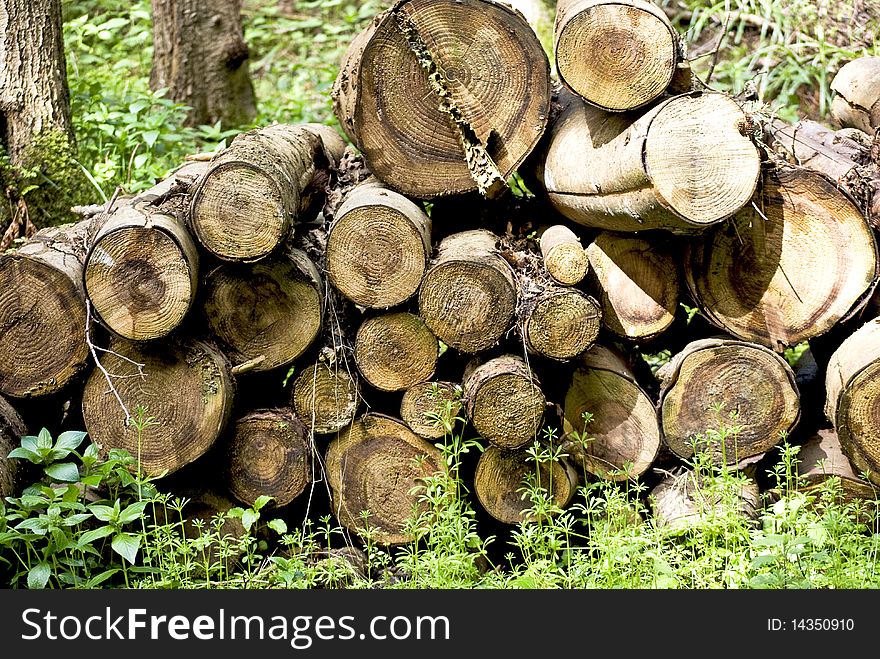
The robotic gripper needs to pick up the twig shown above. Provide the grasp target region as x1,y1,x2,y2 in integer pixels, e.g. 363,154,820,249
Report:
230,355,266,376
704,0,731,86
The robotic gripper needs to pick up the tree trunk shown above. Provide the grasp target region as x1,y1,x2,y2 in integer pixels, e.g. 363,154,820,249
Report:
418,229,517,354
537,88,761,233
797,428,878,505
0,393,26,498
188,123,346,261
825,317,880,486
291,359,360,435
326,178,431,309
554,0,681,112
0,220,91,398
586,231,679,342
656,338,800,466
561,343,660,480
354,311,438,392
830,56,880,134
538,224,589,287
473,445,578,524
202,247,323,373
331,0,551,199
685,166,879,352
81,336,235,478
225,407,311,508
84,163,205,342
0,0,73,166
463,354,546,450
400,380,462,439
149,0,256,128
649,469,760,532
325,413,444,546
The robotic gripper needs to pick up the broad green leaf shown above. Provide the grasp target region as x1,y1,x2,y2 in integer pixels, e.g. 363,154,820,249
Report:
7,447,40,463
20,435,38,452
27,562,51,589
88,504,116,522
98,17,128,31
85,568,121,588
80,475,103,487
241,509,258,532
142,130,159,148
79,526,115,546
55,431,88,452
267,519,288,535
118,501,148,524
44,462,80,483
253,495,273,511
15,518,49,534
36,428,53,449
64,514,92,527
111,533,141,564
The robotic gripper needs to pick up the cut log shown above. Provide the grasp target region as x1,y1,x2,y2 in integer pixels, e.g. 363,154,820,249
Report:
400,380,463,439
830,56,880,134
418,229,517,354
354,312,438,392
539,224,589,286
520,286,602,361
0,220,91,398
656,338,800,466
188,123,346,261
202,247,322,373
225,408,311,508
561,344,660,480
685,166,879,351
537,88,761,233
325,413,444,545
586,231,679,342
825,317,880,486
84,163,205,341
331,0,550,198
291,359,361,435
554,0,680,112
650,469,760,532
0,394,27,498
81,337,235,478
463,354,546,450
473,445,578,524
797,428,878,504
326,179,431,309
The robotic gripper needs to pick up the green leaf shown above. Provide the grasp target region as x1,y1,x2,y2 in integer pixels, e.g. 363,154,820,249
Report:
241,509,258,532
20,435,38,452
267,518,288,535
85,568,121,588
80,475,103,487
98,17,128,31
88,504,116,522
142,130,159,149
253,495,273,511
36,428,53,449
64,514,92,527
55,431,88,452
118,501,148,525
7,447,41,463
27,562,51,589
111,532,141,564
44,463,80,483
15,518,49,534
79,526,115,546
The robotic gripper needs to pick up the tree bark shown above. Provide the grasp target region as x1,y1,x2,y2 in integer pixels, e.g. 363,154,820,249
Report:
400,380,462,439
291,359,360,436
561,343,660,480
0,393,26,498
685,166,879,352
149,0,257,128
586,231,679,342
354,312,438,392
202,247,323,373
538,224,589,287
554,0,681,112
81,336,235,478
797,428,879,505
418,229,518,354
473,445,578,524
0,220,91,398
188,123,346,261
325,413,444,546
84,163,205,342
326,178,431,309
225,407,311,508
656,338,800,466
649,469,760,532
331,0,550,199
463,354,546,450
537,87,761,232
830,56,880,135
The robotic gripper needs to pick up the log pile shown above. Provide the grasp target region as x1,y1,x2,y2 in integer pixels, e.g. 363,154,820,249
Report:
2,0,880,550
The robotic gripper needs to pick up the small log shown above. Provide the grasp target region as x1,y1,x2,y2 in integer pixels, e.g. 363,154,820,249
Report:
331,0,551,199
225,408,311,508
418,229,517,354
202,247,323,373
188,123,345,261
561,344,660,481
830,56,880,134
84,163,205,341
0,394,27,497
537,88,761,233
649,469,761,532
354,312,438,392
554,0,680,112
291,360,361,435
586,231,679,342
797,428,878,504
463,354,546,450
538,224,589,286
400,380,462,438
473,445,578,524
326,179,431,309
520,286,602,361
325,413,444,545
80,336,235,478
657,338,800,466
0,220,91,398
685,166,879,351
